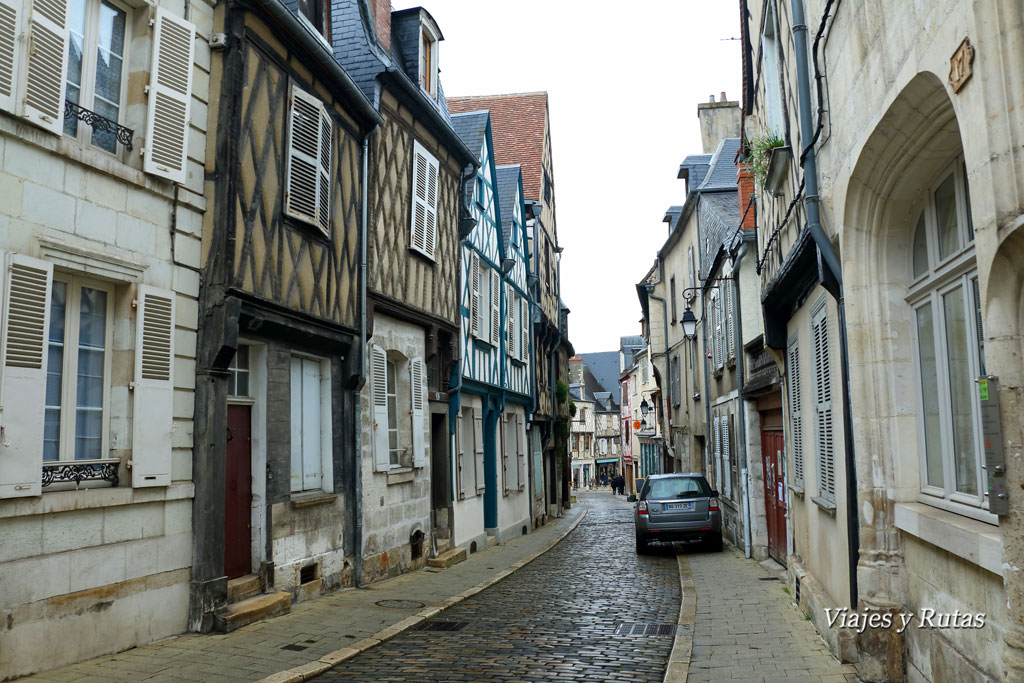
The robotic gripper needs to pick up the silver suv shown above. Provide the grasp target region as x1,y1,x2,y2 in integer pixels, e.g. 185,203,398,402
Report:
629,473,723,553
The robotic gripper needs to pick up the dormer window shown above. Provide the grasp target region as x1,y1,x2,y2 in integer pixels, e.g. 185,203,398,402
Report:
419,25,438,97
297,0,329,43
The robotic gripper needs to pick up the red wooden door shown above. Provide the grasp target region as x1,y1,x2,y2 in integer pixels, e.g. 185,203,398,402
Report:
225,404,253,579
761,429,787,564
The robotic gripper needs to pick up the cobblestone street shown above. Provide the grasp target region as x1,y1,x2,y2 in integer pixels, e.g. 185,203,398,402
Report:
318,490,680,682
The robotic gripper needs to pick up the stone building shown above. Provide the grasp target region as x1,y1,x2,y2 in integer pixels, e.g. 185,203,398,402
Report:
741,0,1024,680
569,385,595,489
0,0,210,674
449,92,573,526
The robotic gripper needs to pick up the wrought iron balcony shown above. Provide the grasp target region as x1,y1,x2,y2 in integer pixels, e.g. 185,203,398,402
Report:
42,459,120,488
64,101,134,151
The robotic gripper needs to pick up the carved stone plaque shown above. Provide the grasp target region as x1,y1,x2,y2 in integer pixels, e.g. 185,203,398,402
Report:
950,38,974,93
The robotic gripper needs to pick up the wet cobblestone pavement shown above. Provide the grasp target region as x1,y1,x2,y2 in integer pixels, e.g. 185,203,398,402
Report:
317,491,682,682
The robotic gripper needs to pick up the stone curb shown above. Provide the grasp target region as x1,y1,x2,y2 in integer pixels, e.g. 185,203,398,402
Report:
257,508,589,683
663,553,696,683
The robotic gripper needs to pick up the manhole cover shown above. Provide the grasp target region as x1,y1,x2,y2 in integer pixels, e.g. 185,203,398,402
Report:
412,620,468,632
375,599,425,609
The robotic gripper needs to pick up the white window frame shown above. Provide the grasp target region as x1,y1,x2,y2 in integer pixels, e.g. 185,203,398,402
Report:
44,273,114,465
63,0,133,156
418,22,439,99
906,160,985,510
386,357,402,468
289,353,333,493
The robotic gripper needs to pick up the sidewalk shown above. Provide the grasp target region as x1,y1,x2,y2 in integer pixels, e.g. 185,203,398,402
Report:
23,508,585,683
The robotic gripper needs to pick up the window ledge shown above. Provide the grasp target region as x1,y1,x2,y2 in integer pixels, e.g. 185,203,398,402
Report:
811,496,836,515
290,491,337,509
387,469,415,485
0,482,194,519
473,339,496,351
894,502,1001,575
789,484,805,496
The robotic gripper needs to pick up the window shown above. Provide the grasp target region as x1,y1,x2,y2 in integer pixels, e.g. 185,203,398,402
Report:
725,280,735,361
290,356,330,492
44,276,113,463
297,0,329,42
228,345,250,398
285,84,333,235
760,2,784,137
811,299,835,502
502,413,521,493
543,170,551,204
787,335,804,487
386,359,401,467
690,338,699,397
370,346,425,473
418,24,438,97
410,140,440,258
908,162,984,506
63,0,131,153
670,276,677,323
688,247,696,290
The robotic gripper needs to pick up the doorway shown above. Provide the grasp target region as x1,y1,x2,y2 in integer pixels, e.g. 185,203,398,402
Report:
225,403,253,579
430,411,451,541
761,428,787,564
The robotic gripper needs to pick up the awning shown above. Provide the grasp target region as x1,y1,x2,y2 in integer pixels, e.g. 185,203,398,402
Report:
596,458,618,464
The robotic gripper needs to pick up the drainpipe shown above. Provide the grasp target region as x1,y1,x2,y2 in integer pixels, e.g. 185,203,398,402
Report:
353,130,373,587
791,0,858,608
732,241,752,559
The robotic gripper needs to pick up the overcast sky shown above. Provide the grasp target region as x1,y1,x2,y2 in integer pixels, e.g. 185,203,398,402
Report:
392,0,742,353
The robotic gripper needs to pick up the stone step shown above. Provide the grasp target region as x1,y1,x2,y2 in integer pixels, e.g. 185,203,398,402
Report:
436,537,452,554
426,546,468,569
215,592,291,632
226,574,261,604
486,535,498,548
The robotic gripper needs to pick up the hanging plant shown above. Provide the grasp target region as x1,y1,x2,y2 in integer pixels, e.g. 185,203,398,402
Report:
748,132,786,189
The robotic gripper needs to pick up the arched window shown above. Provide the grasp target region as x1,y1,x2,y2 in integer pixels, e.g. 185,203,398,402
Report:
908,159,985,508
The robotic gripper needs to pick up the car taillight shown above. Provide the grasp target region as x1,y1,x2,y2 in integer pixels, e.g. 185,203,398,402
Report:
638,500,648,514
709,497,719,512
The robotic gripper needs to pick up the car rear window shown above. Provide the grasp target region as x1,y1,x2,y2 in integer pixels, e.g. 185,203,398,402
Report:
643,477,710,500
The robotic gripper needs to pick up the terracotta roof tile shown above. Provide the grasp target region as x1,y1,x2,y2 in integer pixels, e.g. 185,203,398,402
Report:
448,92,548,201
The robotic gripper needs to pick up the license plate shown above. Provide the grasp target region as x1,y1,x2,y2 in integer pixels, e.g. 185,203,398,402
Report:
665,502,694,511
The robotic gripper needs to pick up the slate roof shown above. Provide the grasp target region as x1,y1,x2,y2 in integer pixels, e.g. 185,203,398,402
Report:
663,205,683,233
578,351,620,396
450,111,488,160
697,138,742,191
448,92,548,201
695,138,741,279
496,165,522,247
678,153,712,188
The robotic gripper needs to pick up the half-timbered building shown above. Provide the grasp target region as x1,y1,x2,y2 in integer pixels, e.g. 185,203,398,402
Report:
0,0,209,673
334,1,477,582
190,0,381,631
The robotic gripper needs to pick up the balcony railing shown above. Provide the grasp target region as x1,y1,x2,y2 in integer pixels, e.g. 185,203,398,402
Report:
65,101,134,151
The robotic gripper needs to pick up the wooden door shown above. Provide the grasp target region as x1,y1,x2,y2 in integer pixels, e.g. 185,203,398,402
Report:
761,429,787,564
225,404,253,579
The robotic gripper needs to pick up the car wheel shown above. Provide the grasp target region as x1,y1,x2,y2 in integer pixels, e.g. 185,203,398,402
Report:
708,534,723,552
635,535,649,555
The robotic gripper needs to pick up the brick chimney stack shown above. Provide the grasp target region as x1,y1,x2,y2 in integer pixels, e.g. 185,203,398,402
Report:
373,0,392,52
737,159,755,233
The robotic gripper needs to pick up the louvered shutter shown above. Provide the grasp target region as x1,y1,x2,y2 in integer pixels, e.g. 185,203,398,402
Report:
722,415,731,499
812,308,834,501
410,141,439,258
371,344,389,472
143,8,195,182
410,357,425,468
715,293,723,368
470,254,481,338
517,414,526,490
726,282,735,359
501,413,509,494
455,411,465,499
713,416,721,490
490,270,500,347
19,0,70,134
473,410,484,492
507,286,515,358
788,338,803,486
0,0,22,114
284,85,333,231
132,285,175,487
520,297,529,362
0,254,51,498
425,152,438,257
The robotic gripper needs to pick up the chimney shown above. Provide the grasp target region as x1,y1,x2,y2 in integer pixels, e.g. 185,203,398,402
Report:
696,92,741,154
373,0,392,52
737,157,755,233
720,91,727,102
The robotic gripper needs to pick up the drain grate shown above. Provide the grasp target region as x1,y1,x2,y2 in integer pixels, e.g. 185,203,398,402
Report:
281,644,308,651
615,623,677,636
375,599,426,609
412,620,469,632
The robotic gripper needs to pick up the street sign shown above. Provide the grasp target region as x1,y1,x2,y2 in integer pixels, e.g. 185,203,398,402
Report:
632,420,641,430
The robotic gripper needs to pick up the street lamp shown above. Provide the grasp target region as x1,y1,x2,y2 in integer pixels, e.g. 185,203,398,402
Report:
681,307,697,340
640,398,649,416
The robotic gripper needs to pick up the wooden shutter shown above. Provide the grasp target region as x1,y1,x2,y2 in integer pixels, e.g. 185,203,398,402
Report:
490,270,500,347
470,254,481,338
455,410,465,499
410,357,425,468
410,141,439,258
520,297,529,362
425,151,438,257
473,409,484,492
0,254,51,498
20,0,70,134
0,0,22,114
506,286,515,358
715,293,723,367
713,416,721,489
788,337,803,485
812,308,834,500
726,281,735,359
501,413,509,494
371,344,389,472
722,415,731,499
143,8,195,182
132,285,175,487
289,358,322,492
517,414,526,490
284,85,332,231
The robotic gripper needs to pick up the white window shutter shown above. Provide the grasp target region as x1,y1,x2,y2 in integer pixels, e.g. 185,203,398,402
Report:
425,153,438,258
411,356,425,468
813,310,834,501
726,282,735,359
788,339,803,485
722,416,731,498
19,0,70,134
143,8,195,183
132,285,175,487
0,254,51,498
284,85,330,229
713,416,721,489
490,270,500,347
371,344,389,472
317,105,333,235
300,359,322,490
473,410,484,492
521,298,529,362
501,414,509,494
517,415,526,490
507,286,515,358
410,141,439,258
470,254,481,338
455,411,465,499
0,0,23,115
